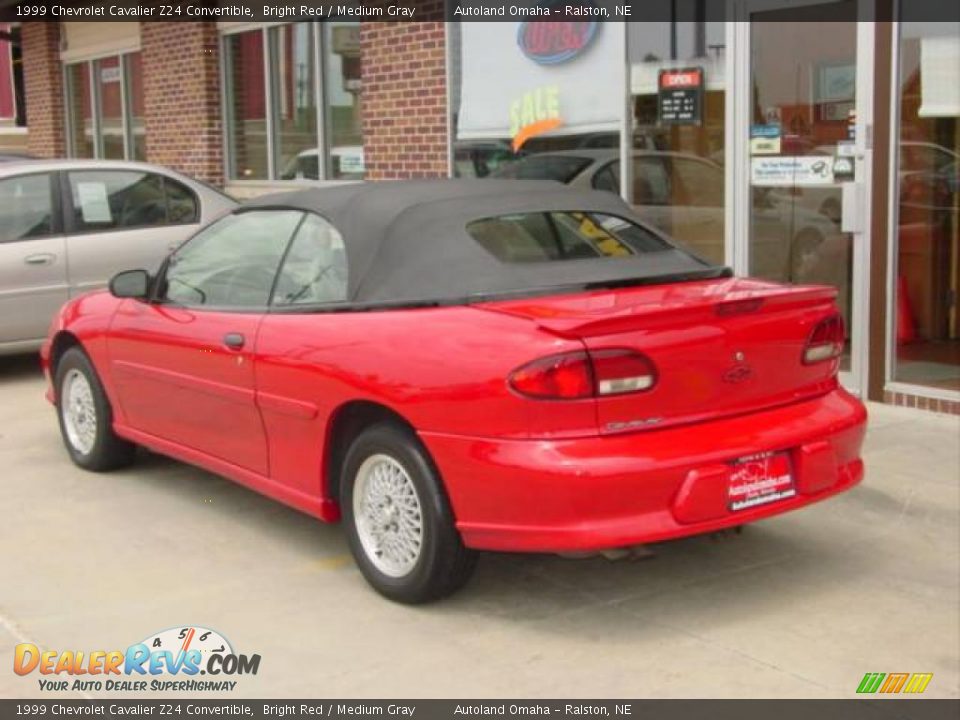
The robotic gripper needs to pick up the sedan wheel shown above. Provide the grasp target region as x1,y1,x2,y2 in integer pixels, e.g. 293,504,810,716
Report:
341,422,477,603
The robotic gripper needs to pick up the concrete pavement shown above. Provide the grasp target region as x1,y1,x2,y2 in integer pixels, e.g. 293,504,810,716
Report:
1,353,957,699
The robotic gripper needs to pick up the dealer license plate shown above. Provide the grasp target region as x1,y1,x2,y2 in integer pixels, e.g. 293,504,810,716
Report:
728,451,795,512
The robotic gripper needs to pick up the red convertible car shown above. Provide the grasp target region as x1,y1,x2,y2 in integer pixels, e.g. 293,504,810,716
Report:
41,180,867,603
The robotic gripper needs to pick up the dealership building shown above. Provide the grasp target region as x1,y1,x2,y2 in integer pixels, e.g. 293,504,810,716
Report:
0,1,958,413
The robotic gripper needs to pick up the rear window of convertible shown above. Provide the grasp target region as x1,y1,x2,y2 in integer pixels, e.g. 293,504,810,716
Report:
466,211,671,263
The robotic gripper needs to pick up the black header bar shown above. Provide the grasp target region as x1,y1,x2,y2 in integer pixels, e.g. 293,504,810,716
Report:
1,0,959,23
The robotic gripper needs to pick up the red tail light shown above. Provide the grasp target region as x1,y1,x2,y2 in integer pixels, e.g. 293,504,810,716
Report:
509,349,657,400
803,314,845,364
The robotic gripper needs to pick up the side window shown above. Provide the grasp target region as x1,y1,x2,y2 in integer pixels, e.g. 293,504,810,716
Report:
69,171,167,231
164,177,200,224
592,163,620,194
631,157,671,206
670,158,723,208
467,211,669,263
162,210,303,309
0,174,54,242
272,214,348,306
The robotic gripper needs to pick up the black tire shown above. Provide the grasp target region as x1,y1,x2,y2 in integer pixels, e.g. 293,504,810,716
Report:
55,347,136,472
340,422,477,603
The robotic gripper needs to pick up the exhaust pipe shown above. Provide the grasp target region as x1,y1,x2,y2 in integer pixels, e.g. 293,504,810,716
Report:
558,545,656,561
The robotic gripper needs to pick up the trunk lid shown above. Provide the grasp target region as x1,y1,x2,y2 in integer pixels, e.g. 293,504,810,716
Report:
477,278,841,433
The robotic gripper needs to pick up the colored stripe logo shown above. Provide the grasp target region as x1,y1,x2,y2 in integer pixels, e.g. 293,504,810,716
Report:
857,672,933,694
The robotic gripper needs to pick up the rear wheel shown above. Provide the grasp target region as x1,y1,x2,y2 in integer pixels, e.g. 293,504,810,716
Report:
340,423,477,603
55,347,136,471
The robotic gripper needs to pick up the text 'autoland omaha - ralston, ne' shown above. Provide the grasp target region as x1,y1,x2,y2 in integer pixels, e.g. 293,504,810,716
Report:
264,4,419,18
453,5,631,17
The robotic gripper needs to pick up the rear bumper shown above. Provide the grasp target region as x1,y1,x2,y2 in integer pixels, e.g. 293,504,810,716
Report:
420,388,867,553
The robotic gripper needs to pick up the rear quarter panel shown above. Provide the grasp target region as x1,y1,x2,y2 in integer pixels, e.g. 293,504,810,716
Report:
253,306,590,498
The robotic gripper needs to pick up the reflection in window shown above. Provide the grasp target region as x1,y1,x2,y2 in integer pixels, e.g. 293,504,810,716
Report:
66,53,142,161
97,56,124,159
492,155,592,183
748,15,856,372
449,22,620,181
125,52,145,161
272,23,317,180
893,21,960,392
628,21,727,262
226,23,365,181
325,22,364,179
225,30,268,180
66,63,94,158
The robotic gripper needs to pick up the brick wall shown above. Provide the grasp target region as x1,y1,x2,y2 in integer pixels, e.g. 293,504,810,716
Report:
140,22,222,186
883,390,960,415
21,22,65,158
360,2,449,179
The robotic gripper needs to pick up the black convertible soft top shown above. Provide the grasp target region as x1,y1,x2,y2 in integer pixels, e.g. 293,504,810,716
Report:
243,180,728,307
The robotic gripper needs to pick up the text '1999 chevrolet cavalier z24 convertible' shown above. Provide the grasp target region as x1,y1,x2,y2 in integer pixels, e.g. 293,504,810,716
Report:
41,180,867,603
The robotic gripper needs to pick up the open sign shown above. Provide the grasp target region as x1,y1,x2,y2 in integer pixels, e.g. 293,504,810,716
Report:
658,67,705,126
517,21,599,65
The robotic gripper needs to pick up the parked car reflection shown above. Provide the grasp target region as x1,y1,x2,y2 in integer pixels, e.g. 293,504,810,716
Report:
453,141,523,178
492,149,846,288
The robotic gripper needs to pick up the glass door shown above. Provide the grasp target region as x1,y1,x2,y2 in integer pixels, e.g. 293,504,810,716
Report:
734,0,874,394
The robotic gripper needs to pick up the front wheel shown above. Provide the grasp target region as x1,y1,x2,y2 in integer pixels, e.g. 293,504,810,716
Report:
55,347,136,471
340,423,477,603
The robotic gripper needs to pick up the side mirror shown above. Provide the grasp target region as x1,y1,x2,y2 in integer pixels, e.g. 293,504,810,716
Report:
109,269,151,300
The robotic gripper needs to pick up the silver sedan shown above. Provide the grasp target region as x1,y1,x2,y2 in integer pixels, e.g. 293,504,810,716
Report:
0,159,236,354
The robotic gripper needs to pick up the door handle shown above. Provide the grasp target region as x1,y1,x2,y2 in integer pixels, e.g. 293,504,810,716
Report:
223,332,246,350
24,253,55,266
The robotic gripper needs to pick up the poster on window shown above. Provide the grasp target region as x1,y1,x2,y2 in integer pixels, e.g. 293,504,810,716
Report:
751,156,836,186
455,22,625,146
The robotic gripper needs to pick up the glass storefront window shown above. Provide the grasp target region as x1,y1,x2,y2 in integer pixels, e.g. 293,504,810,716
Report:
628,21,726,264
225,30,268,180
225,23,364,182
96,56,124,159
325,22,364,180
892,20,960,392
748,11,857,372
271,23,316,180
125,52,145,161
66,62,94,158
66,53,142,161
449,22,621,188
